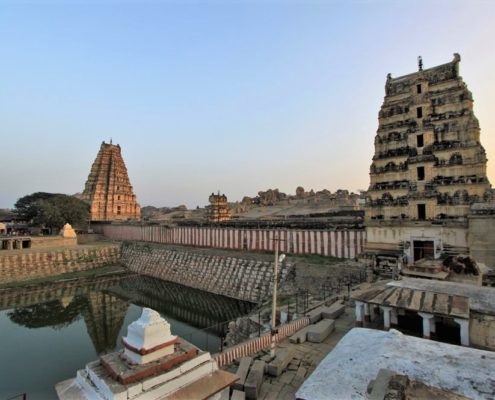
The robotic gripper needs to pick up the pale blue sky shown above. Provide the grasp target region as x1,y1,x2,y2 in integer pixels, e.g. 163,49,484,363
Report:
1,0,494,208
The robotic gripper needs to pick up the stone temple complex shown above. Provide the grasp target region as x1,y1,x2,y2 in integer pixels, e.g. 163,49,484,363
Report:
207,192,232,222
363,54,494,274
82,141,141,222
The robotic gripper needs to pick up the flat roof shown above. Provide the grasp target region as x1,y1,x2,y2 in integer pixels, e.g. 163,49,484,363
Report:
389,278,495,316
296,328,495,400
352,283,470,319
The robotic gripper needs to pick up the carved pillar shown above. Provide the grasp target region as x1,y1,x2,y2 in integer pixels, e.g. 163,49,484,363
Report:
418,312,434,339
355,301,364,327
454,318,470,346
380,306,392,330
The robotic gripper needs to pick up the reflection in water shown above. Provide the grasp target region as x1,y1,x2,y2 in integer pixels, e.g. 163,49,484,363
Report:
8,292,129,354
8,297,84,329
109,275,255,335
0,273,255,399
3,273,254,354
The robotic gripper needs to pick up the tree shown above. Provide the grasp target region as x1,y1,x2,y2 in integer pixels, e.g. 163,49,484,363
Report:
14,192,90,232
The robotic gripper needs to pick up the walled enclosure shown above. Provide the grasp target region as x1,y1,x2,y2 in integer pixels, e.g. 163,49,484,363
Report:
0,245,120,285
121,242,294,303
97,224,365,259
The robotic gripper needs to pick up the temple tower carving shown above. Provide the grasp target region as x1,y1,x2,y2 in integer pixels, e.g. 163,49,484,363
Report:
364,54,491,268
207,192,232,222
82,141,141,222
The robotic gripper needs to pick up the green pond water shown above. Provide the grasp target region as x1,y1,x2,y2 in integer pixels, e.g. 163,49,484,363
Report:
0,273,255,399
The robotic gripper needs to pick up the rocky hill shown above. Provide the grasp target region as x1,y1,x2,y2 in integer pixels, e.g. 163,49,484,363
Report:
142,187,364,224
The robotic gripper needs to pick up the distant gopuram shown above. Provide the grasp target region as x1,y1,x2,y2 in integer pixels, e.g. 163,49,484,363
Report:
82,141,141,222
207,192,232,222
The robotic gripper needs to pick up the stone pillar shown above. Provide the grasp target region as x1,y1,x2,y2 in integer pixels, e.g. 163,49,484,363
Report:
364,303,371,323
7,239,13,250
380,306,392,330
355,301,364,327
454,318,470,346
418,312,434,339
391,308,398,326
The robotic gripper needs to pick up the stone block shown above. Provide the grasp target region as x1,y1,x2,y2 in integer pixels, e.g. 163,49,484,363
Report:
266,347,295,377
233,356,252,391
305,307,324,324
306,319,335,343
321,303,345,320
289,326,312,344
244,360,265,400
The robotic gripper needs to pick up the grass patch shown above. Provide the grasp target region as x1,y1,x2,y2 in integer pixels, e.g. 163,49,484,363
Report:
291,254,345,265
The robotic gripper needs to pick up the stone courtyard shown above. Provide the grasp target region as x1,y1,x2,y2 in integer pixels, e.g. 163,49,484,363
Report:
223,305,356,399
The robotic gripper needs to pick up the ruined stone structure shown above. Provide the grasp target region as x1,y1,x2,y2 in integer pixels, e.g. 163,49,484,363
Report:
207,192,232,222
365,54,492,269
82,141,140,222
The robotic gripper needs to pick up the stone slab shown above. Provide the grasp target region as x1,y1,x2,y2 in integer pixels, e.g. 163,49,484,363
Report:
305,307,324,324
160,368,238,400
307,319,335,343
266,347,295,377
244,360,265,400
289,326,312,344
369,369,396,400
321,303,345,320
233,356,252,391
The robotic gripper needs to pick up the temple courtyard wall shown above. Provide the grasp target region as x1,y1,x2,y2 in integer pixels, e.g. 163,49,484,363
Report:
96,224,366,259
0,245,121,285
120,242,294,303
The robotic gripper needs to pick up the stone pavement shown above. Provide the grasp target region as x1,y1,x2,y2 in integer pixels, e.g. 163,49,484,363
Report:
224,305,356,399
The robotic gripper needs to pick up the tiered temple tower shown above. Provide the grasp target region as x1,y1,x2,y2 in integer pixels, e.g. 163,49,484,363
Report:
82,141,141,222
207,192,232,222
365,54,491,268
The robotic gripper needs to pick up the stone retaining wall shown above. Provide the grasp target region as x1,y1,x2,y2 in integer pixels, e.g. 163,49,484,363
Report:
99,225,365,259
121,242,294,303
0,245,121,285
213,317,311,367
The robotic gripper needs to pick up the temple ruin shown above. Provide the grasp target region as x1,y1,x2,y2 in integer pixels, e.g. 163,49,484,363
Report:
82,141,141,222
207,192,232,222
364,54,493,274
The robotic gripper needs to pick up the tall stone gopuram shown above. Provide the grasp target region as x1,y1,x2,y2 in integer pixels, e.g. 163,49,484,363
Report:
365,54,492,269
82,141,141,222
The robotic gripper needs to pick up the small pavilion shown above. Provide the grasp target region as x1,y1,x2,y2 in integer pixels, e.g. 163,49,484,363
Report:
351,278,495,349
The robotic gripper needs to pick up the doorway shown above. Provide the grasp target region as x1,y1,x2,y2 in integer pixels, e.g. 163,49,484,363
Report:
413,240,434,261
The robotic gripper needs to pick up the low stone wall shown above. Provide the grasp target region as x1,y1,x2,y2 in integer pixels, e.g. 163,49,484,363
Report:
213,317,311,367
31,236,78,248
121,242,294,303
0,245,121,285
